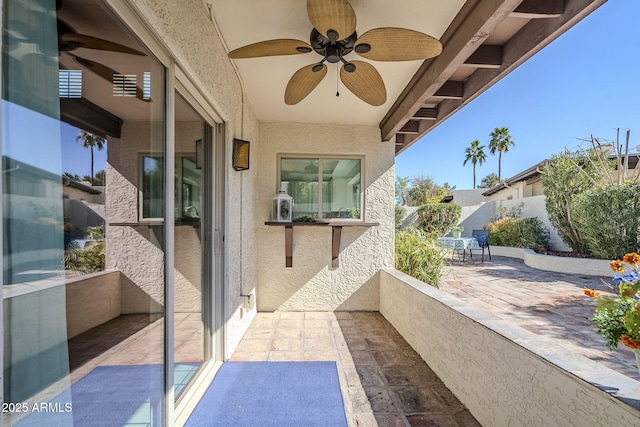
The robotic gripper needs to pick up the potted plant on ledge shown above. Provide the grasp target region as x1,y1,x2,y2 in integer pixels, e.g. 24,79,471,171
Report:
451,225,464,238
584,252,640,371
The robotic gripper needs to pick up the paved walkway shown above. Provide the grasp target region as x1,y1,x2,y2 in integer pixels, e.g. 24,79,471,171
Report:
230,311,480,427
439,255,640,380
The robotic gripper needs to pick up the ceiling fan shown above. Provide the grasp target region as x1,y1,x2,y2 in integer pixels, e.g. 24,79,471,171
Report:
55,0,150,102
228,0,442,106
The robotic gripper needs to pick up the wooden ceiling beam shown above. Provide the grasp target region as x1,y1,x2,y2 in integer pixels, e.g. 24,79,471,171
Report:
464,45,503,68
512,0,564,18
400,0,607,154
380,0,524,142
413,107,438,120
433,81,464,99
398,120,420,134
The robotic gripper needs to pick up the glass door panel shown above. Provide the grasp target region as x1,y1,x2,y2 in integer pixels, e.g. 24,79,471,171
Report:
173,94,210,400
2,0,167,425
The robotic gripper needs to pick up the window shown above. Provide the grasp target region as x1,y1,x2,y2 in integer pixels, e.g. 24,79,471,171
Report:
280,156,362,220
59,70,83,98
113,73,138,97
142,155,201,221
142,156,164,218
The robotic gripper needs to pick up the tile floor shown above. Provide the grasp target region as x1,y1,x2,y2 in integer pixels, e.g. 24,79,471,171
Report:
68,312,203,385
230,311,480,427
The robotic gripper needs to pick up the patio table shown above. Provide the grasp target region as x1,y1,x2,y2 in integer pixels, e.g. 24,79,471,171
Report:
436,237,480,261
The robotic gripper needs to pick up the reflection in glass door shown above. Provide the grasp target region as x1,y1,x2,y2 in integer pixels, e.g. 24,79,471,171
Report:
173,94,211,400
2,0,167,425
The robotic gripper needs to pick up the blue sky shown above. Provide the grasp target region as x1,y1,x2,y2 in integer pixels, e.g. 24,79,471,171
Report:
395,0,640,190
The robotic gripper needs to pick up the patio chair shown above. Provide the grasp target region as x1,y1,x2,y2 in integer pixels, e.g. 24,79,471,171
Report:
469,229,491,262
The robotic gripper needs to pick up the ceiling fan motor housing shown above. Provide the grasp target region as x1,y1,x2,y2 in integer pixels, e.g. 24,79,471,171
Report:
310,28,356,64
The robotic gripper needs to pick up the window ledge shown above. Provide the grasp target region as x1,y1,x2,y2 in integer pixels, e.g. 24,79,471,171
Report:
264,221,378,227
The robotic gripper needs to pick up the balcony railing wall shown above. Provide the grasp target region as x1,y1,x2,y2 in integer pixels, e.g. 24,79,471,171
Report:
380,268,640,426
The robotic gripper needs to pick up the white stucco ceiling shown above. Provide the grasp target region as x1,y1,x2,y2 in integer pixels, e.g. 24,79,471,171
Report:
210,0,466,125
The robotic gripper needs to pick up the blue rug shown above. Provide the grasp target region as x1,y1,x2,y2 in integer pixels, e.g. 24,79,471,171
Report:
16,363,199,427
186,361,348,427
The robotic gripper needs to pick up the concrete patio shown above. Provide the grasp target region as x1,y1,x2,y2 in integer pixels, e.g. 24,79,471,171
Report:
439,255,640,380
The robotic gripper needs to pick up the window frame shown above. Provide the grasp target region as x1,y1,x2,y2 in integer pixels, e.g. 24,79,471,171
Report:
138,152,200,222
277,154,365,222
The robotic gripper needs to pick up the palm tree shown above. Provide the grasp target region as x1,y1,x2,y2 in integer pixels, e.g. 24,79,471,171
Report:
463,140,487,189
76,130,106,185
488,127,515,181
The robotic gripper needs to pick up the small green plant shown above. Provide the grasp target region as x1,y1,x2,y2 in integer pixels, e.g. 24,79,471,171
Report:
64,225,105,273
486,217,550,251
395,229,447,286
85,225,104,239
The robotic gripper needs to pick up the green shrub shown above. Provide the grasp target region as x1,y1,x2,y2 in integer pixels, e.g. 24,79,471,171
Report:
64,241,105,273
416,203,461,236
395,229,447,286
541,151,592,254
486,217,550,251
572,182,640,259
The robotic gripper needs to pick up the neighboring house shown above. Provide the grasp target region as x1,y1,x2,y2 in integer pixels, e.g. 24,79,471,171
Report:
453,154,640,250
482,154,640,201
480,159,547,201
1,1,614,426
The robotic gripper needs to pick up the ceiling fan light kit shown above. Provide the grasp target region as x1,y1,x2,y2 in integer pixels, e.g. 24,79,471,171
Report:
227,0,442,106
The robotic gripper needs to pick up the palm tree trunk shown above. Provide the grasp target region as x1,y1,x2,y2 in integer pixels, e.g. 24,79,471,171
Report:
90,146,94,185
498,152,502,181
473,163,476,188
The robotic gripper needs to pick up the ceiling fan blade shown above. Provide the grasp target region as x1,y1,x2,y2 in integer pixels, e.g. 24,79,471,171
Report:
228,39,312,58
60,33,146,55
340,61,386,106
285,64,327,105
71,54,150,102
307,0,356,41
355,28,442,61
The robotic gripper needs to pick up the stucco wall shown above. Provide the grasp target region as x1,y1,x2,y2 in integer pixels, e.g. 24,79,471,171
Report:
490,246,612,276
457,195,571,251
107,120,207,314
495,195,570,251
380,268,640,426
256,123,395,311
66,270,121,339
106,121,165,314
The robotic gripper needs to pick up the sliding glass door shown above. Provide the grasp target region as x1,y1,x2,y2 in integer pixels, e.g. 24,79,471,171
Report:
172,93,214,401
2,2,224,425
